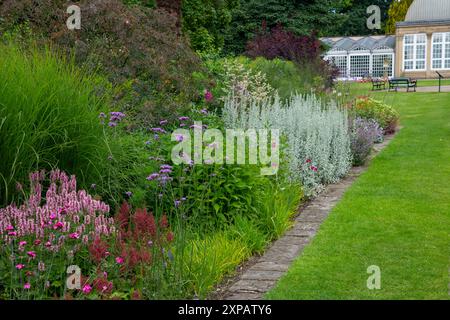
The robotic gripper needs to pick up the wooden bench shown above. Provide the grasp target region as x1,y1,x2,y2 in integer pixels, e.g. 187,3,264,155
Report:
388,78,417,92
371,78,386,91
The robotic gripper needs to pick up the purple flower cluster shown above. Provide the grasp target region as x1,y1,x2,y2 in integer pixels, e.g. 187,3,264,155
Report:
108,112,126,127
350,117,384,165
146,165,174,186
151,128,166,134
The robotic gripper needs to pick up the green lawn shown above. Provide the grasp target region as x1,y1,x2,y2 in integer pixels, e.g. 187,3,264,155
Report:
266,91,450,299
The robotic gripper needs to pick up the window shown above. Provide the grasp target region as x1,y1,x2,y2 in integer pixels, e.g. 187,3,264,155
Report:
349,55,370,78
403,34,427,71
372,54,393,77
432,33,450,70
326,55,348,77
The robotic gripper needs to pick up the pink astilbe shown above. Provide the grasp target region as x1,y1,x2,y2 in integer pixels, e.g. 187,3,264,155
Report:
0,170,114,248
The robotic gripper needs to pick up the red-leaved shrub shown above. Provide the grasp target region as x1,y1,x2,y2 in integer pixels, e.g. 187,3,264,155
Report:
246,24,338,88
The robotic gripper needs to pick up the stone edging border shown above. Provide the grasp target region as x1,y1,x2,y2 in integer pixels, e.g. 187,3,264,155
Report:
214,131,398,300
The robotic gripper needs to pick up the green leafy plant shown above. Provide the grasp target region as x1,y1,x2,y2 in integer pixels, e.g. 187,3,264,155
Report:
351,97,400,134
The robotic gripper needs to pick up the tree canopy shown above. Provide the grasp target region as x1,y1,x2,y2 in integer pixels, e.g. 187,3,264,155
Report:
385,0,414,34
222,0,395,55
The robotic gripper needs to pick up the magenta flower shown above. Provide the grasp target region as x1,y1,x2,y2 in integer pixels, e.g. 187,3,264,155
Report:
23,283,31,290
27,251,36,259
82,284,92,294
69,233,80,240
5,225,14,231
204,91,213,102
19,241,27,247
53,221,64,230
8,231,17,237
115,257,124,265
15,264,25,270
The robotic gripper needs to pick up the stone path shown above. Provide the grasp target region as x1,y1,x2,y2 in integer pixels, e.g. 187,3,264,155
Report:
220,133,397,300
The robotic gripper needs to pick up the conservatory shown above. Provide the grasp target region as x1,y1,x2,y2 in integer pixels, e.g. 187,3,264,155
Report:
321,35,395,80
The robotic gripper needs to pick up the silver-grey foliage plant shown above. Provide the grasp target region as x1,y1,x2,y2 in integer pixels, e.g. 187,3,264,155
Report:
224,93,352,196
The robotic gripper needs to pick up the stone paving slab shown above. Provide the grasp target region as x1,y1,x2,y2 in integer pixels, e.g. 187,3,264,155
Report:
220,133,396,300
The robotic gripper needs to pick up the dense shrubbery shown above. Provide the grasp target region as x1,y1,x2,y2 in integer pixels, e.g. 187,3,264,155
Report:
351,97,400,134
224,94,352,196
181,0,239,53
0,43,145,207
245,25,339,89
0,0,206,126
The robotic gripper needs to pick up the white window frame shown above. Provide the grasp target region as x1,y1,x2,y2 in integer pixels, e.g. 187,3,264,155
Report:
372,53,395,78
431,32,450,70
403,34,427,72
349,53,371,78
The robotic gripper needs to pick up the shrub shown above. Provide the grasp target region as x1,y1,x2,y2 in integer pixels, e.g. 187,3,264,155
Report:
351,97,400,134
0,0,206,126
224,94,352,196
181,0,239,53
206,56,320,103
245,24,339,89
0,43,147,207
219,57,275,106
350,118,384,166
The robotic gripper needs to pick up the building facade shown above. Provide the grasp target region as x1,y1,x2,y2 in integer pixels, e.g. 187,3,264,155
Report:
323,0,450,80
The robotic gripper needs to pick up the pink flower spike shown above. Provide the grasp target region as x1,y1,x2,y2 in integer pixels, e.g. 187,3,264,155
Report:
23,283,31,290
15,264,25,270
53,221,64,230
69,233,80,240
115,257,124,265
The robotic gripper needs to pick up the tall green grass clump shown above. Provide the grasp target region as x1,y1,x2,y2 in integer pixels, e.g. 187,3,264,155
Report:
0,43,115,205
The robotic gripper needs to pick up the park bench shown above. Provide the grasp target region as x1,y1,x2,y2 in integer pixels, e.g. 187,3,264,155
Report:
371,78,386,91
388,78,417,92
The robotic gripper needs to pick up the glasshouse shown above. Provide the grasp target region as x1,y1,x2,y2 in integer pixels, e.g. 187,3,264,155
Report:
322,0,450,80
322,35,395,79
